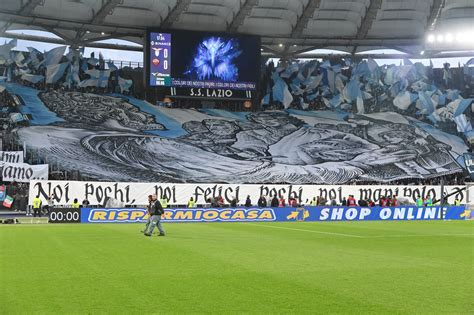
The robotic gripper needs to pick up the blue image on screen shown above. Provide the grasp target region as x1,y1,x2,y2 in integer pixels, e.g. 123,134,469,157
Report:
184,37,242,82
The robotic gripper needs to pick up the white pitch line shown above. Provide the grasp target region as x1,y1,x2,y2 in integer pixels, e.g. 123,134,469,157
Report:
367,233,474,238
246,223,364,238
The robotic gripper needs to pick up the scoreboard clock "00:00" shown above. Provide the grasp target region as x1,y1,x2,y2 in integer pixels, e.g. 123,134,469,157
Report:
48,208,81,223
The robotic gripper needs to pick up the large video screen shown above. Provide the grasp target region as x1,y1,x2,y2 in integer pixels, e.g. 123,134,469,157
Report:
146,30,260,93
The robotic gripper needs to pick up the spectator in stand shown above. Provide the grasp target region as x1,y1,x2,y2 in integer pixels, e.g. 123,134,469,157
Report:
217,195,224,207
82,199,90,207
387,196,393,206
416,197,423,207
43,193,55,215
347,195,357,207
244,195,252,207
266,195,272,207
379,196,388,207
319,196,327,206
278,196,286,207
358,199,368,207
230,196,238,207
330,199,337,206
368,199,375,207
211,197,220,207
289,197,297,207
257,195,266,207
392,195,398,207
32,195,42,217
187,197,196,208
310,197,318,206
270,195,279,207
71,198,80,208
341,197,347,206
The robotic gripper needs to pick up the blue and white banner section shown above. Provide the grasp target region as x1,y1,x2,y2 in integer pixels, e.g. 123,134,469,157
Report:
80,206,470,223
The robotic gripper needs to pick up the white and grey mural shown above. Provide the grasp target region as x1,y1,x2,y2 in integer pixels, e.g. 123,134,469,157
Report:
11,90,465,184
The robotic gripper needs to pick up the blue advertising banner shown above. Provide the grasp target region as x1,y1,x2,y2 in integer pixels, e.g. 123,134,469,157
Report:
80,206,470,223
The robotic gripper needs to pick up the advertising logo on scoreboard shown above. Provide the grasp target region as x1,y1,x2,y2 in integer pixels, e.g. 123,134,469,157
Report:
146,29,261,99
80,206,468,223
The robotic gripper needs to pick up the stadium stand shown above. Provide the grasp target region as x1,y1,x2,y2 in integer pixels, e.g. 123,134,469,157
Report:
0,1,473,314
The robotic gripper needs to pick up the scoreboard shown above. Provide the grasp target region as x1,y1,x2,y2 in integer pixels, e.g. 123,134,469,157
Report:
146,30,260,100
149,32,172,87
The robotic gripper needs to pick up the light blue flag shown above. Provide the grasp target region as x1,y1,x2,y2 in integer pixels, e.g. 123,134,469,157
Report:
21,74,44,84
0,39,17,60
79,69,111,88
81,59,89,72
343,78,359,102
453,114,472,133
118,76,133,93
64,60,80,88
107,61,118,71
27,47,43,69
87,57,99,66
447,89,460,101
453,98,473,117
418,91,435,114
272,72,293,108
43,46,66,67
329,94,342,108
307,91,319,101
352,61,370,78
14,52,25,67
465,130,474,142
46,62,69,84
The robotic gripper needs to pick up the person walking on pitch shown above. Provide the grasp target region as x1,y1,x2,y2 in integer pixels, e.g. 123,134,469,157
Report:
144,195,165,237
141,195,153,233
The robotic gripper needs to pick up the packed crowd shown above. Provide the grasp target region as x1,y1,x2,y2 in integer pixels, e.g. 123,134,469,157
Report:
192,193,461,209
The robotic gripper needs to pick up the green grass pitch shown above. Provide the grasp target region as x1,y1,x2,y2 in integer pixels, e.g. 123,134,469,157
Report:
1,221,472,314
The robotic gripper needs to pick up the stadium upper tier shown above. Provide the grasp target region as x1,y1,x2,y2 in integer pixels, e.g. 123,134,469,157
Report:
0,37,472,184
0,0,473,58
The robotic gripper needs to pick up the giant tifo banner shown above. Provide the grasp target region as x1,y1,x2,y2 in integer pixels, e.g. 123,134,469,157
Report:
80,206,470,223
8,89,467,185
2,163,48,182
29,180,467,206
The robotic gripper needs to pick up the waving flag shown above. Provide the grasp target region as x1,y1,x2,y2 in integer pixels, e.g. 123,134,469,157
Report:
118,76,133,93
27,47,43,69
64,60,81,88
3,195,13,208
0,39,17,60
453,98,473,117
43,46,66,67
107,61,118,71
21,74,44,84
46,62,69,84
79,69,111,88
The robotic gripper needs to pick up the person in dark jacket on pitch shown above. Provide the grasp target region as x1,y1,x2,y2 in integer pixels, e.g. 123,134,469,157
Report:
141,195,153,234
144,194,165,237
